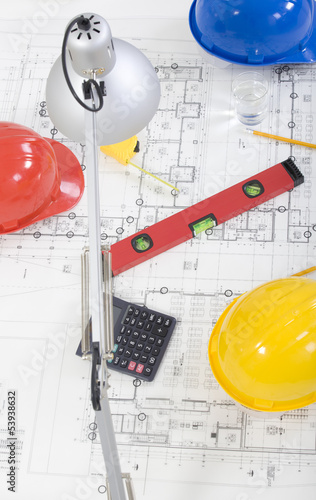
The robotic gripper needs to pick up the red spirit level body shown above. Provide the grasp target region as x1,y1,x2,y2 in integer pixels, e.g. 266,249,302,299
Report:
111,159,303,276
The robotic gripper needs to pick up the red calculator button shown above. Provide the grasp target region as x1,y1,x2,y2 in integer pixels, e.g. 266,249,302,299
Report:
136,363,144,374
128,361,136,371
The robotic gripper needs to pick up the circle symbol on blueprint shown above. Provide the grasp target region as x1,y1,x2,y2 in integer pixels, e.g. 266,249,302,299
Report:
39,101,47,116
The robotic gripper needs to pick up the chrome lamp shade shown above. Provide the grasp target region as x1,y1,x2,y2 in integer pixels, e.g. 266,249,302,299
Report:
46,13,160,145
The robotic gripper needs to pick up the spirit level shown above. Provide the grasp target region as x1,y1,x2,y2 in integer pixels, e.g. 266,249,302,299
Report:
111,159,303,276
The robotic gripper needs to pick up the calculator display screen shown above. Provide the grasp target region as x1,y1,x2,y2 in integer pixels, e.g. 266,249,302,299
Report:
113,304,122,325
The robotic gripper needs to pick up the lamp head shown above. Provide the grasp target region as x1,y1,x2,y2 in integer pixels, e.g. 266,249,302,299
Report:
46,13,161,145
66,14,116,77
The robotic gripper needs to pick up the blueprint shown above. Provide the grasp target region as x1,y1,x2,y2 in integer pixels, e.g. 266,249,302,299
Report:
0,16,316,500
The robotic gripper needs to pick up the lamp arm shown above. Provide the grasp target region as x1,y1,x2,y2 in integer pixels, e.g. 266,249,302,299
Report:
84,88,130,500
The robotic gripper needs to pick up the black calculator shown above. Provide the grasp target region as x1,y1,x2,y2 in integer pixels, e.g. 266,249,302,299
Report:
108,296,176,381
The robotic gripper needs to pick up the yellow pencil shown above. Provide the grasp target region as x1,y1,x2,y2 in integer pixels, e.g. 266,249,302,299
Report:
247,128,316,150
128,161,179,192
292,266,316,277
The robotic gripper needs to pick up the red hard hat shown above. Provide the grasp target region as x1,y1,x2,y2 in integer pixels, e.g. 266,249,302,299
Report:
0,122,84,234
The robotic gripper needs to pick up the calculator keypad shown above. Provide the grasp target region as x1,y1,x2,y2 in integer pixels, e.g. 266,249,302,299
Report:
107,303,176,381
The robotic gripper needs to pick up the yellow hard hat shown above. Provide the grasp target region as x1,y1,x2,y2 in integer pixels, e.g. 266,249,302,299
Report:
209,276,316,412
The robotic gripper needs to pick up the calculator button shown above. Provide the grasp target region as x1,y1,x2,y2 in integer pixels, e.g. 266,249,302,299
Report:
122,337,128,346
164,318,172,327
132,331,140,339
134,308,140,317
124,317,131,324
148,356,156,366
144,345,152,354
143,367,152,377
148,313,156,322
125,328,132,336
136,363,144,374
132,352,140,360
140,333,148,341
152,325,168,337
128,361,137,371
136,320,144,329
120,359,128,368
152,347,160,356
113,344,118,353
156,338,164,347
118,347,125,355
127,306,134,315
116,335,123,344
156,316,164,325
130,317,137,326
120,326,126,334
140,354,148,363
148,336,155,344
129,339,137,348
113,356,120,365
140,311,148,320
136,342,144,350
144,322,152,332
124,349,132,358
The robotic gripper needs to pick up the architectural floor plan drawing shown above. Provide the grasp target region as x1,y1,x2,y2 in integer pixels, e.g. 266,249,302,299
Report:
0,16,316,500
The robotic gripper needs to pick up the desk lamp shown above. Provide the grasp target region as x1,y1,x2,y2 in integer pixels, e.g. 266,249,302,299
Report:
46,13,161,500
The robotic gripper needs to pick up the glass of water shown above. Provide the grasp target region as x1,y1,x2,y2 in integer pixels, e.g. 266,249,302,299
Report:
232,72,269,126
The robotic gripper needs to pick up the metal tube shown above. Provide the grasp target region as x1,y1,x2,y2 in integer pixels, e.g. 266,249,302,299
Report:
96,397,127,500
103,248,114,356
84,106,105,353
81,249,91,357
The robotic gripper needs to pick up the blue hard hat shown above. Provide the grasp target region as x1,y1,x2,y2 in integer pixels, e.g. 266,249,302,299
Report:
189,0,316,65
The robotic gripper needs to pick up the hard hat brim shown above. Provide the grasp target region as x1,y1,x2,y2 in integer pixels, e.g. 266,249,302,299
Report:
30,138,85,224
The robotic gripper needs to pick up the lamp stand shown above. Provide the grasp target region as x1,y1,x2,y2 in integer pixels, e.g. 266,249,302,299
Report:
84,93,130,500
